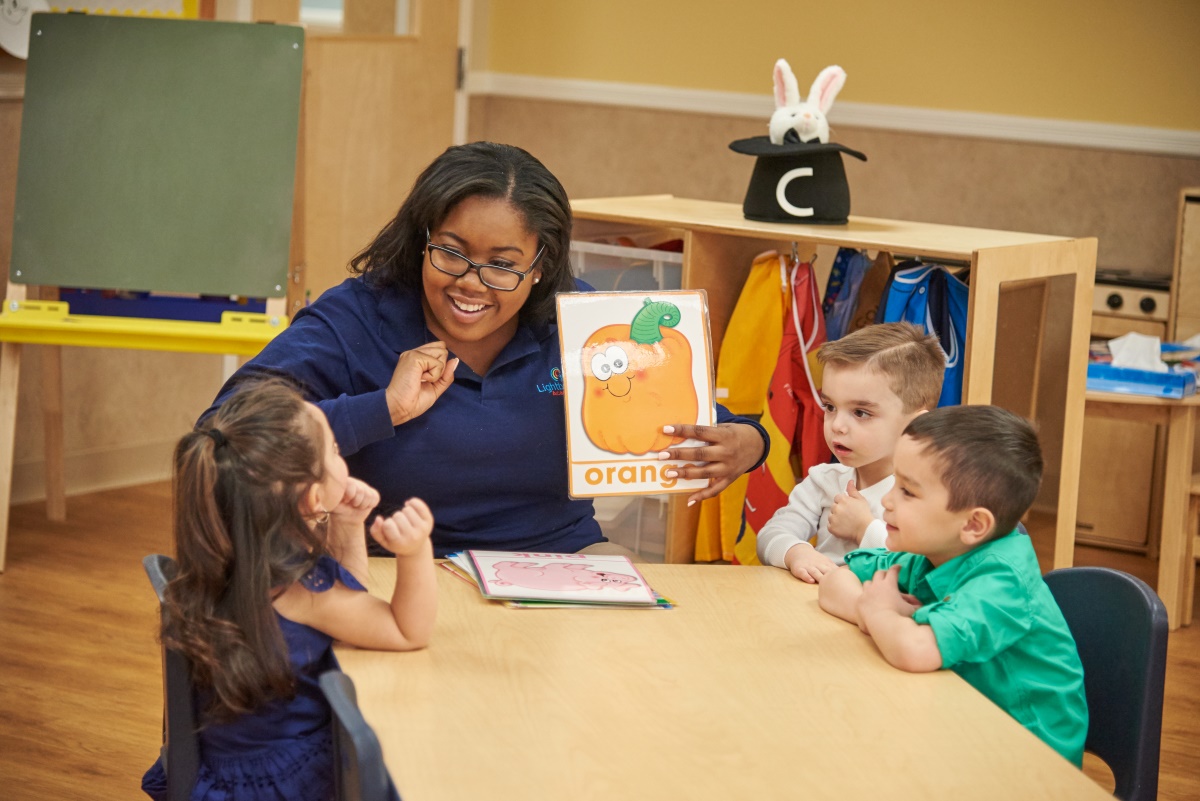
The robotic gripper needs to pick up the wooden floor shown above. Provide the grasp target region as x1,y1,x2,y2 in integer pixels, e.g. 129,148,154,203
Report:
0,484,1197,800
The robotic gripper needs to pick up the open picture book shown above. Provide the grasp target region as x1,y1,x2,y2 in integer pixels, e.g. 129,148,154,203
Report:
442,551,672,609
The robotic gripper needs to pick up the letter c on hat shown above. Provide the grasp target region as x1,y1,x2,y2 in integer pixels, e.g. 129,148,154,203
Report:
775,167,814,218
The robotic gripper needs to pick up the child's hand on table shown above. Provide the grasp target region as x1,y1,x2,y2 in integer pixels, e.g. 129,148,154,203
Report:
856,566,920,631
784,542,838,583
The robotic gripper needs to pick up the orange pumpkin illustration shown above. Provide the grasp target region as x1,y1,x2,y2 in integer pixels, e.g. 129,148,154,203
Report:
580,298,698,455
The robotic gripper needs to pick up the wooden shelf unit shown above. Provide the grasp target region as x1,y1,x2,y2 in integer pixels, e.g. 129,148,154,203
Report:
572,195,1097,567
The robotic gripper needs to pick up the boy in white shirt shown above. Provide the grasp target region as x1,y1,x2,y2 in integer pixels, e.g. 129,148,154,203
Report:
756,322,945,582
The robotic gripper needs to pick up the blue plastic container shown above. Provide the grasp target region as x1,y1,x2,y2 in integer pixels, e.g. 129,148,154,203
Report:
1086,362,1197,399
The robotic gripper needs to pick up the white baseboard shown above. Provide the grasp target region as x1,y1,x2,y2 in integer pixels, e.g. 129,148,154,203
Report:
469,71,1200,158
11,440,175,505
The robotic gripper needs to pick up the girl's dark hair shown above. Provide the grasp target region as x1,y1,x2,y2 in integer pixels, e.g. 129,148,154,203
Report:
349,141,575,326
162,378,326,725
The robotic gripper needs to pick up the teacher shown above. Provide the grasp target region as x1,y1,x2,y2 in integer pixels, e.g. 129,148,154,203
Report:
205,142,768,557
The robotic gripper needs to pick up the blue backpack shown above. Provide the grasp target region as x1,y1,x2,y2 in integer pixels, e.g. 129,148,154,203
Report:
876,262,968,407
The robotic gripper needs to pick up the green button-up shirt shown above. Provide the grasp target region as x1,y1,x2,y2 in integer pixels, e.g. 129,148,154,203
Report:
844,529,1088,766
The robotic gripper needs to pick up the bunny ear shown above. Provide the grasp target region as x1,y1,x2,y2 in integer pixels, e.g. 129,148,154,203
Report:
773,59,800,109
808,65,846,114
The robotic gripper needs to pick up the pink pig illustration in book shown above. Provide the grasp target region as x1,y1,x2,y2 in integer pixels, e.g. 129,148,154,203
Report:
491,561,641,592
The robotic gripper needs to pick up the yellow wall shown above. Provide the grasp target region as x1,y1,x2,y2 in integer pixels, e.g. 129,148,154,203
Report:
486,0,1200,130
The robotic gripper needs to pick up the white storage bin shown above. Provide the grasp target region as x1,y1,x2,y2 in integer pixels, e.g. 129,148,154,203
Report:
570,239,683,292
591,495,668,562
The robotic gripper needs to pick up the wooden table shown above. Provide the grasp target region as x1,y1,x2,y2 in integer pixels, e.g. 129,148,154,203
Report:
336,560,1109,801
1085,389,1200,629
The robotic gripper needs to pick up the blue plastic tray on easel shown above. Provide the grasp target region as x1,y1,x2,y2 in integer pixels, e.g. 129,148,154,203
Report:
1086,362,1197,399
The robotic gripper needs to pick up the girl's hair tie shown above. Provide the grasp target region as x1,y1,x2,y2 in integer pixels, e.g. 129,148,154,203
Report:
205,428,228,449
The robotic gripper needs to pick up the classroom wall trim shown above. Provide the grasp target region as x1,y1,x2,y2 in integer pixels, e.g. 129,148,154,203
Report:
469,71,1200,159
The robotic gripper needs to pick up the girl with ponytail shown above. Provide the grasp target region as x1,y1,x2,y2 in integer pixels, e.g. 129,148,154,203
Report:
142,378,436,801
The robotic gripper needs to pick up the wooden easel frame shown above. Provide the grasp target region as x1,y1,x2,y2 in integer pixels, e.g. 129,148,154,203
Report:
0,292,295,571
0,15,309,571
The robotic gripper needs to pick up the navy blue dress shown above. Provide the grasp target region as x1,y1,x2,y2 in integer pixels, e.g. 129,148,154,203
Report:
142,556,363,801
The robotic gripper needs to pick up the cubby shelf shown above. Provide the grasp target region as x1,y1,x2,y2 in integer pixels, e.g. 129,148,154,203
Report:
573,195,1097,566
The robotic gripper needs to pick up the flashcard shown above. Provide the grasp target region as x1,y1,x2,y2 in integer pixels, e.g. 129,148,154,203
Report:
557,291,715,497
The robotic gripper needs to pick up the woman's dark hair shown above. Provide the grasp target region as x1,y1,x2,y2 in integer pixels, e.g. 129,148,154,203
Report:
349,141,575,326
162,378,327,725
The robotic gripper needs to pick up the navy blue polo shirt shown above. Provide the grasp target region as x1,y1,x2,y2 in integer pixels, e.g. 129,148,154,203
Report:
204,277,765,557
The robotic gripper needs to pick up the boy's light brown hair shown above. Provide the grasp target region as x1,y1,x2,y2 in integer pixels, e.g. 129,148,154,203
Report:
817,322,945,413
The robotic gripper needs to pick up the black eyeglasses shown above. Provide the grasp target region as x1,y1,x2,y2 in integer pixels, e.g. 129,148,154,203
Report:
425,230,545,292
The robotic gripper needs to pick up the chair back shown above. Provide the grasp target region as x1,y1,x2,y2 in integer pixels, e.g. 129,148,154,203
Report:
142,554,201,801
319,670,397,801
1043,566,1168,801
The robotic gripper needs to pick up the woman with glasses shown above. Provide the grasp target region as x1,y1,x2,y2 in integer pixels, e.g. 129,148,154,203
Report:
203,142,768,558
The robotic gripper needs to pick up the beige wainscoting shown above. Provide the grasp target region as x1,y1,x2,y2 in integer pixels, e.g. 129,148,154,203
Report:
468,95,1200,277
8,347,225,505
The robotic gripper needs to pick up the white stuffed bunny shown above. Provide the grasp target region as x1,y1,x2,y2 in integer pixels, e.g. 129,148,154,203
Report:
768,60,846,145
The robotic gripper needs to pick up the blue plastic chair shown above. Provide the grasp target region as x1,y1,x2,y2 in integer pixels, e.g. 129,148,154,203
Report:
319,670,401,801
142,554,200,801
1044,567,1168,801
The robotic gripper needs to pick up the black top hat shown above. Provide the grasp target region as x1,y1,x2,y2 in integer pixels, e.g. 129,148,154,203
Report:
729,136,867,225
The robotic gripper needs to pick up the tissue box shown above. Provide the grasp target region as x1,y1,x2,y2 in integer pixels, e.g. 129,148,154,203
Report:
1086,363,1197,399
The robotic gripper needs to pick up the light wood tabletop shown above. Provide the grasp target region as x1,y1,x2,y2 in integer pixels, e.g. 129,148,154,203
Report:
336,559,1109,801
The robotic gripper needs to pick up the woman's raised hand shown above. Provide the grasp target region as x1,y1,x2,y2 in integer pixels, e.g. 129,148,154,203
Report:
385,342,459,426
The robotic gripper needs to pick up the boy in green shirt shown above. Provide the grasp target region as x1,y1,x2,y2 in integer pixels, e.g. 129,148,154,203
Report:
818,405,1088,765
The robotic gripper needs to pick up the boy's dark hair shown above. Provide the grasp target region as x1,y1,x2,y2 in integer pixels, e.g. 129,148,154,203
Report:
348,141,575,327
904,405,1043,539
817,322,945,413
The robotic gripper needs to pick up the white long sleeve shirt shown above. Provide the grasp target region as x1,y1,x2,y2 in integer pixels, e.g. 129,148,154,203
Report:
756,463,892,568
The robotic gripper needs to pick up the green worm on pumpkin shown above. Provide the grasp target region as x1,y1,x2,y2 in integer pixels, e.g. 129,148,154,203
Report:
629,299,681,344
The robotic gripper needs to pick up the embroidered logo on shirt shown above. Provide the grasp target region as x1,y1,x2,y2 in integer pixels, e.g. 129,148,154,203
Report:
538,367,564,396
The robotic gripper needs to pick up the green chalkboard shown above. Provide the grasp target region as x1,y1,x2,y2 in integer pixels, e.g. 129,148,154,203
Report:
10,13,303,298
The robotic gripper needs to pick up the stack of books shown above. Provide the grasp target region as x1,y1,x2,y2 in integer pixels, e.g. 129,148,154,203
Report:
441,550,673,610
